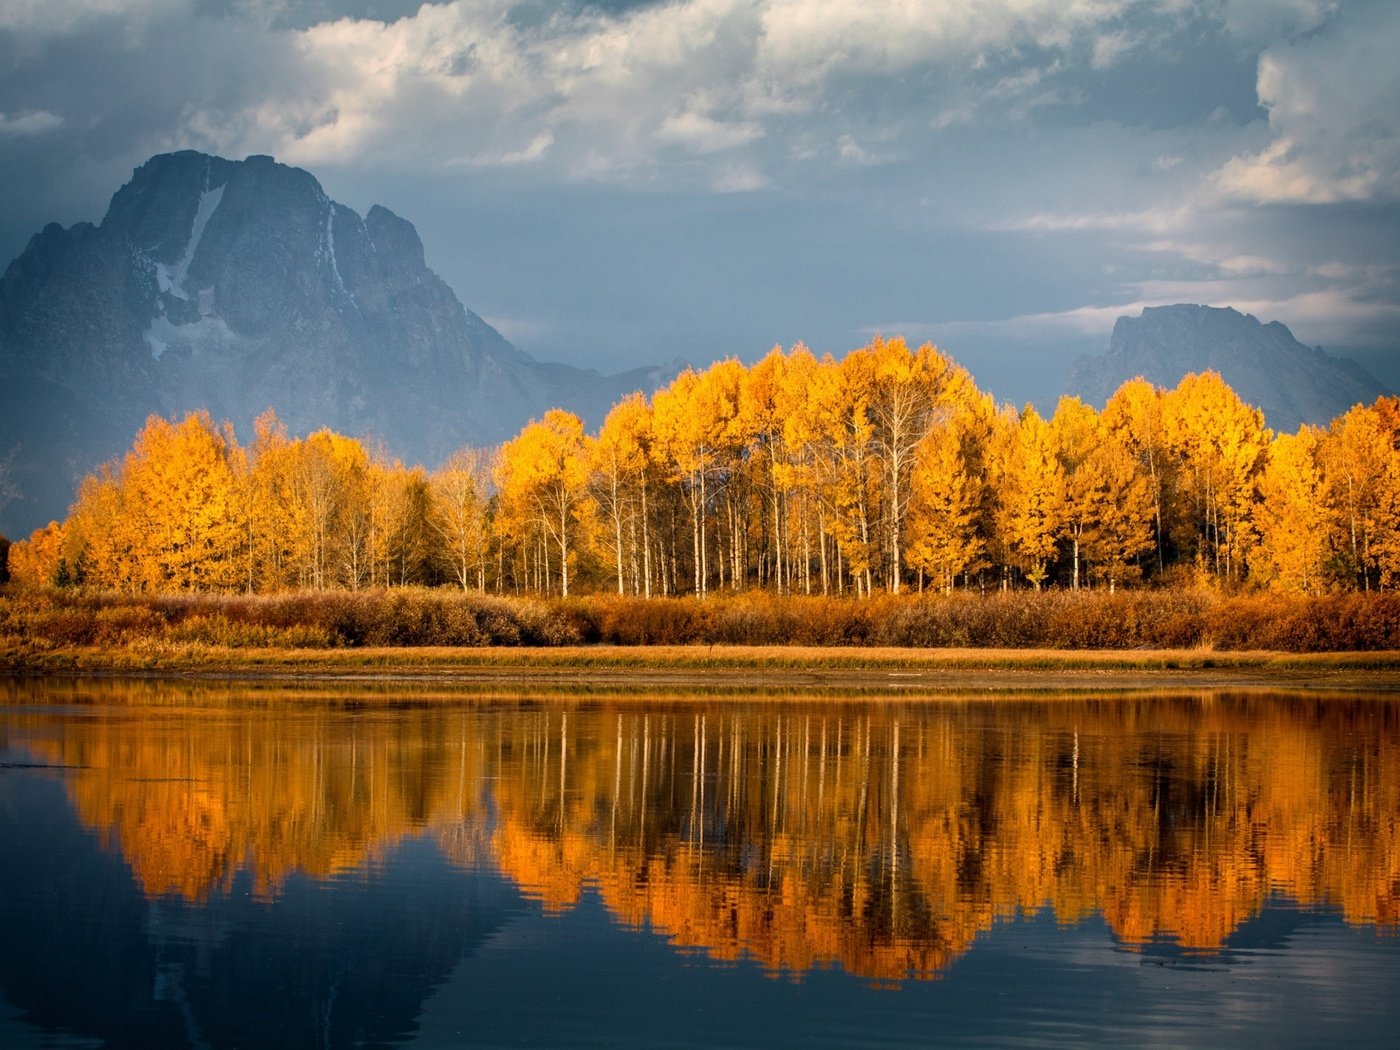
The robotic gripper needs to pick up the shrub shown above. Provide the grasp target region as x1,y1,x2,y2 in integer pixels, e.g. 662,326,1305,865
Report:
3,585,1396,653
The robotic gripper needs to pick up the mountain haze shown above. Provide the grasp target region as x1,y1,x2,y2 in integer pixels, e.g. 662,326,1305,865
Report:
0,151,672,536
1064,305,1389,431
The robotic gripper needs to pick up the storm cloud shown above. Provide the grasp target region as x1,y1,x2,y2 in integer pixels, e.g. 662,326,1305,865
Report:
1,0,1396,402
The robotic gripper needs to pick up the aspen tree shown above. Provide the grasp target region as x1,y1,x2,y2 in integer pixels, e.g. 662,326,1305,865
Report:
591,393,655,596
494,410,589,597
905,419,983,592
1103,378,1173,575
429,448,493,592
1253,428,1329,592
1050,396,1101,591
120,412,244,592
1163,372,1268,583
996,406,1066,590
1320,402,1392,589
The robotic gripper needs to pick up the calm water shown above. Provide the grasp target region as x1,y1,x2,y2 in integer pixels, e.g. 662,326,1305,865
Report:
1,678,1397,1048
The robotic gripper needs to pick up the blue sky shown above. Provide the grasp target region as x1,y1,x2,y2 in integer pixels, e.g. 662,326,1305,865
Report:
1,0,1397,403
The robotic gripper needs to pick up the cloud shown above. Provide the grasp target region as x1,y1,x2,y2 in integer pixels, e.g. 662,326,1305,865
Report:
709,163,767,192
892,302,1155,343
996,206,1192,235
1090,28,1140,69
0,0,1396,393
0,110,63,135
95,0,1169,182
882,285,1400,350
655,111,763,154
1215,1,1400,204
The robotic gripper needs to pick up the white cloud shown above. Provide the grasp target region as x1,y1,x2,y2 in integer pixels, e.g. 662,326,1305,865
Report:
1090,28,1139,69
656,111,763,154
450,131,555,168
1215,3,1400,204
0,110,64,135
710,163,768,193
158,0,1162,182
756,0,1123,78
836,135,881,166
903,301,1156,342
881,285,1400,350
996,206,1192,234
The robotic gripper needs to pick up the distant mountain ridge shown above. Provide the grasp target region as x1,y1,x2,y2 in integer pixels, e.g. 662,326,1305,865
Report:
1064,304,1390,431
0,151,673,536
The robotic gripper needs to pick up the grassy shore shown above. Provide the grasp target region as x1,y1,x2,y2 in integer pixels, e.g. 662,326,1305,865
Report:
4,588,1399,694
4,642,1399,695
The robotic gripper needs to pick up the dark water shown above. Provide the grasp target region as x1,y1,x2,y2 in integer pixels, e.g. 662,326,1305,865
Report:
1,678,1397,1048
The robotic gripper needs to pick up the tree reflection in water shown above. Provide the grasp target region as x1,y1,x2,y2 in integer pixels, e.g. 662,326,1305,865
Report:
5,680,1396,987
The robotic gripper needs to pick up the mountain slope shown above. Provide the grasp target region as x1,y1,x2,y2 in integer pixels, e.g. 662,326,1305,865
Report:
1064,304,1389,431
0,151,670,536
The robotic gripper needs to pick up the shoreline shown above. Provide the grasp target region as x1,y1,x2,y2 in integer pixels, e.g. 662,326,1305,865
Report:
5,644,1400,696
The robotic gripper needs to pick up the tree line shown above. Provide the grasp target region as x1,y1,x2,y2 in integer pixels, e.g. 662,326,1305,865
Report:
8,337,1400,596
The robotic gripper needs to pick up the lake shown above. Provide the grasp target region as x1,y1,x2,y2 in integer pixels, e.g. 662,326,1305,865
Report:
1,677,1397,1048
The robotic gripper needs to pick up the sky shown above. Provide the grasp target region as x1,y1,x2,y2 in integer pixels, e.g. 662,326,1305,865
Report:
1,0,1398,405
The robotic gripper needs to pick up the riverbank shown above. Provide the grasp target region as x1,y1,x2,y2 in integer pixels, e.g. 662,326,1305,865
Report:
4,643,1399,695
4,587,1400,652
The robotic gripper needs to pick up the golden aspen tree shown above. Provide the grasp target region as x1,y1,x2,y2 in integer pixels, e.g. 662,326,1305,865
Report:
1163,372,1268,584
429,447,493,592
775,345,829,593
740,346,793,592
285,431,343,590
1103,378,1173,576
1366,399,1400,588
1078,433,1155,591
1046,395,1151,591
62,468,131,590
1049,396,1101,591
7,520,66,589
119,412,244,592
817,348,882,595
590,394,653,596
243,410,300,591
1253,428,1330,592
995,405,1066,590
700,359,750,594
1320,401,1393,589
385,464,434,586
1373,456,1400,588
364,457,396,588
905,419,983,592
318,431,374,590
494,409,589,597
867,336,972,592
653,362,745,597
652,368,706,596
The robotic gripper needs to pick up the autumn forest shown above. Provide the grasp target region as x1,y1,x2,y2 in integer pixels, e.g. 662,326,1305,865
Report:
8,337,1400,600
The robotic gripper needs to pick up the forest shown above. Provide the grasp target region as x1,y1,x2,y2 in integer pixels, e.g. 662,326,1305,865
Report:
6,337,1400,600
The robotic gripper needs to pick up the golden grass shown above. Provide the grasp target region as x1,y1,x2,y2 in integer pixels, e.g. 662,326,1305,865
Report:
4,587,1399,695
5,641,1399,696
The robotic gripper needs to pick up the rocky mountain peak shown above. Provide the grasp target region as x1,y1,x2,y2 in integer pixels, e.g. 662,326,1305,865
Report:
1065,304,1389,431
0,151,671,537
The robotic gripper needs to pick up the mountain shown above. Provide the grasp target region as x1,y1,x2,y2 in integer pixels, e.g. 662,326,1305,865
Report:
1063,304,1390,431
0,151,674,537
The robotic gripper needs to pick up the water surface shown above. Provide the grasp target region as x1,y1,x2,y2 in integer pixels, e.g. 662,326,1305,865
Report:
2,679,1397,1047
